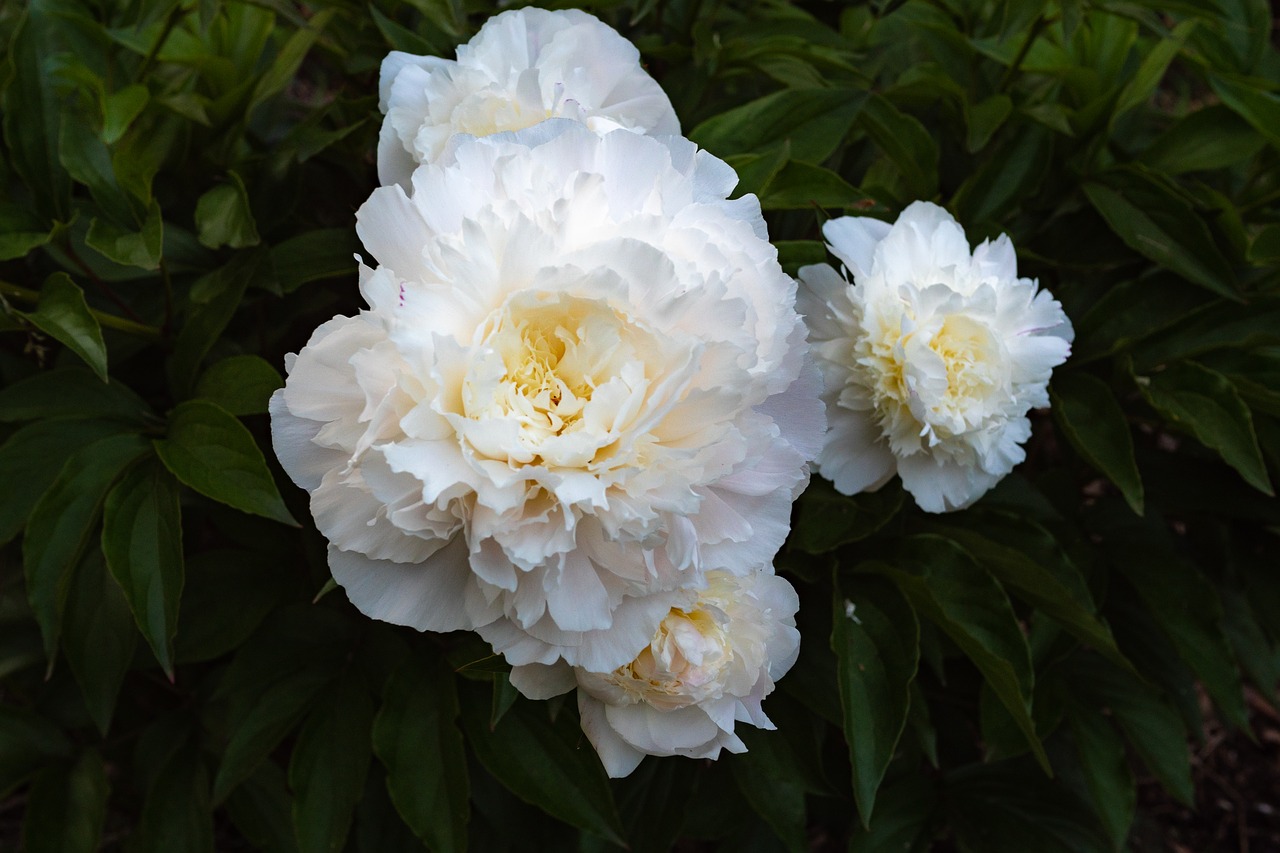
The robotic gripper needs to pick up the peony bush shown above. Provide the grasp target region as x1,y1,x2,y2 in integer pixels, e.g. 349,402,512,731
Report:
2,0,1279,850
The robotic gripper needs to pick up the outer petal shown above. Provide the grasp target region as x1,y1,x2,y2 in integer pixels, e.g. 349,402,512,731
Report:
822,216,892,281
897,451,1001,513
509,661,576,699
578,693,646,778
329,537,484,632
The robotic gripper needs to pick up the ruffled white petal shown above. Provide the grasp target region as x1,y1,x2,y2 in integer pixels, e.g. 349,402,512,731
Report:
800,201,1072,511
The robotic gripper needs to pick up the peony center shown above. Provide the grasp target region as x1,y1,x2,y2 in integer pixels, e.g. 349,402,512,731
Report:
609,601,733,710
460,291,652,467
452,89,553,138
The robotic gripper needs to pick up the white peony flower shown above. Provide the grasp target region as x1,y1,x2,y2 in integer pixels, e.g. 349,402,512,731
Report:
377,7,680,189
797,201,1073,512
270,121,823,671
509,567,801,778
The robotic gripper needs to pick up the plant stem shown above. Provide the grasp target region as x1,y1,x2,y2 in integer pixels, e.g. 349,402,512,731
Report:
0,280,163,341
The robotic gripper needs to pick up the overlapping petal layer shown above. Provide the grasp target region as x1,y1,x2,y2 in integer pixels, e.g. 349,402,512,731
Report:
271,122,821,670
798,201,1073,512
377,7,680,188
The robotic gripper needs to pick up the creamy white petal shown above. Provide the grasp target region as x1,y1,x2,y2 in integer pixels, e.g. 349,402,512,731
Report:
329,538,482,632
509,661,576,699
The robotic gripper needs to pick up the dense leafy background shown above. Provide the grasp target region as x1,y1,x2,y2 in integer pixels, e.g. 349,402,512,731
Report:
1,0,1278,849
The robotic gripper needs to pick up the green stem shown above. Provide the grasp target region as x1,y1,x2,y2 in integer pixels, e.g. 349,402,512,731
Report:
0,281,163,341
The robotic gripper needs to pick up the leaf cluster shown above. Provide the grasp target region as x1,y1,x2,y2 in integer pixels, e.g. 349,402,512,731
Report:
1,0,1278,850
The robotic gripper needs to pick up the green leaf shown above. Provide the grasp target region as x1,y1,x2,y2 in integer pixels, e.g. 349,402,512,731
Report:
1112,22,1192,120
831,576,919,828
859,94,938,197
1064,700,1135,848
1210,74,1280,150
1138,361,1273,495
952,124,1052,226
792,479,903,554
291,674,374,853
1067,657,1193,805
194,355,283,416
155,400,297,525
248,9,336,113
62,551,137,735
102,83,149,145
168,252,259,397
759,161,873,210
0,705,71,794
1051,372,1144,515
1144,105,1266,175
132,743,215,853
460,684,624,845
23,433,149,666
270,228,359,293
1106,524,1250,730
21,749,110,853
0,418,139,545
85,200,164,270
966,94,1012,152
847,769,936,853
1248,223,1280,265
213,667,335,805
101,458,184,676
0,367,151,424
0,202,52,260
878,537,1049,773
1083,168,1239,301
226,762,299,853
613,759,696,853
22,273,108,381
196,171,260,250
730,731,809,853
690,88,867,163
929,520,1128,675
372,655,470,853
3,8,71,219
946,761,1109,853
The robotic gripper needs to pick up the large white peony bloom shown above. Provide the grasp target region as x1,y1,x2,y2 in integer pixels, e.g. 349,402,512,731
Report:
270,121,823,671
509,568,801,778
377,7,680,189
797,202,1072,512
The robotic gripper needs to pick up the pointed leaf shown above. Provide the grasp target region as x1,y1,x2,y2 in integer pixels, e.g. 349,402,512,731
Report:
63,551,137,734
1138,360,1272,495
460,684,624,845
196,172,260,250
194,355,283,416
690,88,867,163
373,655,470,853
291,674,374,853
831,576,919,828
876,537,1049,772
24,273,107,381
155,400,297,525
102,458,184,675
23,433,149,665
1083,168,1239,301
21,749,109,853
1051,372,1144,514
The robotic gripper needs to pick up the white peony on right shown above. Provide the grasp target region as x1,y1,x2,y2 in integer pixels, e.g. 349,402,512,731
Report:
509,567,801,778
797,202,1073,513
377,7,680,189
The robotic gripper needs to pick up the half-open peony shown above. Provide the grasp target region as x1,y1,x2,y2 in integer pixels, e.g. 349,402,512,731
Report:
270,121,822,671
377,7,680,189
797,201,1072,512
509,567,801,777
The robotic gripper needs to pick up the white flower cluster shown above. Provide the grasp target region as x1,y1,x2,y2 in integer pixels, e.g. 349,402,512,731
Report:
797,203,1073,512
271,8,817,777
271,5,1072,779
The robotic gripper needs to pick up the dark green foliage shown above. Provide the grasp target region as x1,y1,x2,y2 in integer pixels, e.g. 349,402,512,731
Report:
1,0,1278,849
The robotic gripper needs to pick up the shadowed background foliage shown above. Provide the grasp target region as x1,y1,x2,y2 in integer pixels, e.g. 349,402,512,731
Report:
1,0,1279,850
